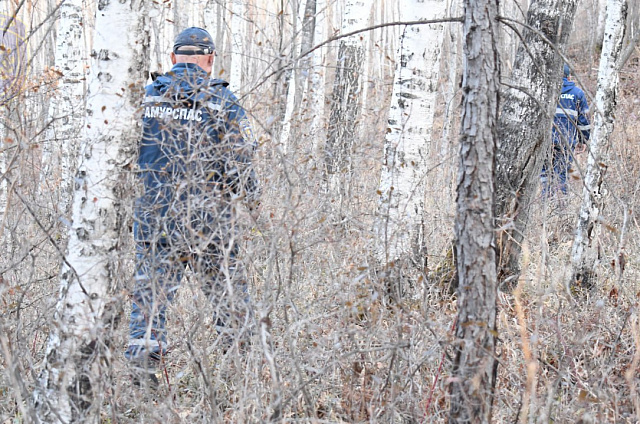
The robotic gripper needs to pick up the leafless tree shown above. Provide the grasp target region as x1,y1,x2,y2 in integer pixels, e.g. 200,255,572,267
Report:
375,0,447,296
324,0,372,177
448,0,500,421
571,0,628,289
33,1,149,420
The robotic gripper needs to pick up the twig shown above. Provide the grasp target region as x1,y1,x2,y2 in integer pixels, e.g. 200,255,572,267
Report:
514,280,537,424
243,17,464,100
627,314,640,422
423,318,456,419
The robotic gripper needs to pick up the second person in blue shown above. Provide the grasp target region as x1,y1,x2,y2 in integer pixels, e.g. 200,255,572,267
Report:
542,64,591,196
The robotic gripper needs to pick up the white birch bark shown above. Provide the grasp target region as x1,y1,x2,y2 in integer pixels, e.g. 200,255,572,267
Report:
360,5,374,108
174,0,190,30
279,78,297,151
498,0,521,72
597,0,608,45
0,104,8,242
41,0,87,217
214,0,227,79
372,1,385,94
0,13,27,250
375,0,446,269
229,0,246,92
570,0,627,289
0,132,10,246
148,0,174,73
202,0,217,38
294,0,314,110
309,0,327,154
0,11,12,223
279,0,308,150
33,0,149,421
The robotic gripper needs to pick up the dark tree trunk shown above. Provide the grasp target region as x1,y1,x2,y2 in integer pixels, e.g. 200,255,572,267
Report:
449,0,500,421
325,42,364,175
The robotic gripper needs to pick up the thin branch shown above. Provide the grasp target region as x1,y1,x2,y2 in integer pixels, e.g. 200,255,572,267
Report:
5,177,88,306
617,31,640,70
244,17,464,100
498,16,553,90
499,80,550,118
300,17,464,59
498,14,610,140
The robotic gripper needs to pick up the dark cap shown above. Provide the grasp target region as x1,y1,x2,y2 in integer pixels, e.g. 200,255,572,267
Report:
563,64,571,77
173,27,215,55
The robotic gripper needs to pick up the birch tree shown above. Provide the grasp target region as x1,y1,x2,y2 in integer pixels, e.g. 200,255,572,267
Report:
570,0,627,289
33,1,149,421
439,0,462,167
0,12,27,251
375,0,446,288
41,0,87,217
617,0,640,68
448,0,500,420
173,0,190,31
148,1,174,73
294,0,316,112
279,0,312,149
497,0,522,71
495,0,578,289
324,0,372,176
229,0,246,92
309,0,327,153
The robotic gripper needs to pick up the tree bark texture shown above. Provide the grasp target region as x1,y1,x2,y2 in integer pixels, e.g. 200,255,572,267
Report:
309,0,327,155
294,0,316,111
33,1,149,421
148,0,174,73
494,0,578,289
230,0,246,92
571,0,627,289
279,0,313,150
213,0,226,78
449,0,500,421
375,0,446,272
439,0,462,169
324,0,372,176
0,13,26,247
42,0,87,218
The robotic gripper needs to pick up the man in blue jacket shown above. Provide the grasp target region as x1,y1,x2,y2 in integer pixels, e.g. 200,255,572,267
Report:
125,27,258,386
542,64,591,195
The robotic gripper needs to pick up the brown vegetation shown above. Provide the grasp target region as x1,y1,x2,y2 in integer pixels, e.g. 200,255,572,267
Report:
1,0,640,422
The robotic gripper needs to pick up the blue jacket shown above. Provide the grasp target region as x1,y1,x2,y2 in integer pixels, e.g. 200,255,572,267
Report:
553,78,591,149
134,63,258,243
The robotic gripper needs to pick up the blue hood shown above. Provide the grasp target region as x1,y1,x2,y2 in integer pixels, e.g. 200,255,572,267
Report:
561,77,576,94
